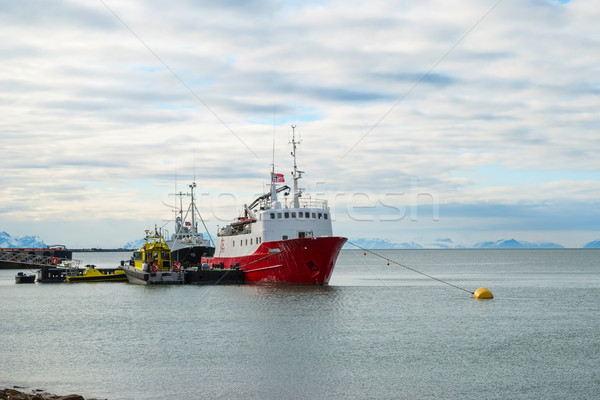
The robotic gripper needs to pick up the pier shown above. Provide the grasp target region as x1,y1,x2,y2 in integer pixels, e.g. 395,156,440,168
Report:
0,248,73,269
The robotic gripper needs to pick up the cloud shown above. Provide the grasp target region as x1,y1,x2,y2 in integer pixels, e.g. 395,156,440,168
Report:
0,0,117,29
0,0,598,247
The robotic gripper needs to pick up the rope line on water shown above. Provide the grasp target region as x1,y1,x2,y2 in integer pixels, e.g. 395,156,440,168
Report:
347,241,474,295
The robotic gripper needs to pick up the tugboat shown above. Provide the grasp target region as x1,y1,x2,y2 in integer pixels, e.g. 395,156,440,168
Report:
121,228,184,285
203,126,347,285
165,182,215,266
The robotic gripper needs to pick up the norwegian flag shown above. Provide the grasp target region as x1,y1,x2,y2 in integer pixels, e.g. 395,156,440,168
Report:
272,173,285,183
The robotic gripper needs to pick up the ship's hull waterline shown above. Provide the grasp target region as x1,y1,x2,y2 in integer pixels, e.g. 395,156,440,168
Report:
121,264,184,285
206,236,347,285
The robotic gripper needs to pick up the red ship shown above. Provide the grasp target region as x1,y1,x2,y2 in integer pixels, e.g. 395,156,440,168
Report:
203,127,347,284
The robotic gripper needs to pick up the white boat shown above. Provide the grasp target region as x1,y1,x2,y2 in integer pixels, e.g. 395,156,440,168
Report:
203,126,347,284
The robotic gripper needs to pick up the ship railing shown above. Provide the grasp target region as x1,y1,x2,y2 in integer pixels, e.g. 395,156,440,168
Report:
217,224,252,237
64,259,84,276
294,198,329,210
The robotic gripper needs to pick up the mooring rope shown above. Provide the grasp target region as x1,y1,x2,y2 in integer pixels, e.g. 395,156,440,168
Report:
347,241,474,295
239,250,283,270
200,249,284,287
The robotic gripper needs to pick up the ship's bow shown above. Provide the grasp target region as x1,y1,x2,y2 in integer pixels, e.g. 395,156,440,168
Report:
244,236,347,285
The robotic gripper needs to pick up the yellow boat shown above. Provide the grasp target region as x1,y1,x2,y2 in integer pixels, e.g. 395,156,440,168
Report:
66,266,127,283
121,227,185,285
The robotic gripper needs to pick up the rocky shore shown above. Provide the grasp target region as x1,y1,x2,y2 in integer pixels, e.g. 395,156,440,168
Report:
1,386,101,400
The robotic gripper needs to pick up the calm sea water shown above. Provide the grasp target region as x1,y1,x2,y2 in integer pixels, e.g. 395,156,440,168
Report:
1,249,598,400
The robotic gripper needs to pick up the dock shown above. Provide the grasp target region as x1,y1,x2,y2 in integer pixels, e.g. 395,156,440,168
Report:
0,248,73,269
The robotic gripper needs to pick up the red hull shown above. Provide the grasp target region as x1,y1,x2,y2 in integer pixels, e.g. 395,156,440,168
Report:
203,236,347,284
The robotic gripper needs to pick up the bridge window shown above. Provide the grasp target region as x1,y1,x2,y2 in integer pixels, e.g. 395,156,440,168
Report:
245,239,248,246
291,212,296,218
312,212,316,219
318,213,322,219
305,212,310,218
250,238,253,245
282,235,288,240
284,212,289,218
270,213,275,219
277,212,282,219
324,213,328,220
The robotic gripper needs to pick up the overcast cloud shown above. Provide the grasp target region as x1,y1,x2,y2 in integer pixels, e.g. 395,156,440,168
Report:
1,0,598,248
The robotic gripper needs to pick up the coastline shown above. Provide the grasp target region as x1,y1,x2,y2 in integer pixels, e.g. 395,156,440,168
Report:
0,386,100,400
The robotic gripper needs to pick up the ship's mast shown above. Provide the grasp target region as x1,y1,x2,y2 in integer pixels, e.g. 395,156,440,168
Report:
170,181,214,247
270,127,280,209
290,125,303,208
174,191,185,233
189,182,197,237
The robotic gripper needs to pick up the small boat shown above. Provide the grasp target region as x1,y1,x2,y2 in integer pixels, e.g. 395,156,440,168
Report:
66,265,127,283
36,260,84,283
15,272,36,283
121,228,184,285
36,266,68,283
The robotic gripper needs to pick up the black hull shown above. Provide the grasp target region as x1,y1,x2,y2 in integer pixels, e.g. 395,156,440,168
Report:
15,273,36,284
170,245,215,265
184,268,244,285
36,266,68,283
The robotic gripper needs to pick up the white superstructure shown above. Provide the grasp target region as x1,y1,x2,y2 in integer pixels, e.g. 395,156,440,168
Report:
214,126,333,258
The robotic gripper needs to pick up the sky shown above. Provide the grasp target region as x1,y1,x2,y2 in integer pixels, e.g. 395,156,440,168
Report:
1,0,598,248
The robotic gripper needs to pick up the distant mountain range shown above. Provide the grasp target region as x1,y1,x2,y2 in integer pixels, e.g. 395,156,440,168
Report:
1,231,599,250
344,238,424,250
345,237,581,249
583,240,600,248
0,231,47,248
472,239,564,249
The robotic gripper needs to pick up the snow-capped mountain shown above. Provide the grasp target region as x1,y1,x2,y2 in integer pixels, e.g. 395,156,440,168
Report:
123,238,145,250
0,231,48,248
344,238,423,249
473,239,564,249
343,237,564,249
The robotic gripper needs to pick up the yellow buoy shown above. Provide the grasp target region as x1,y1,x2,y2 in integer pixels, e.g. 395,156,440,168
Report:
473,287,494,299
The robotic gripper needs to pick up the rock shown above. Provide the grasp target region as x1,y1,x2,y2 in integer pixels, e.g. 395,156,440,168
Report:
3,388,28,399
0,389,85,400
37,393,58,399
